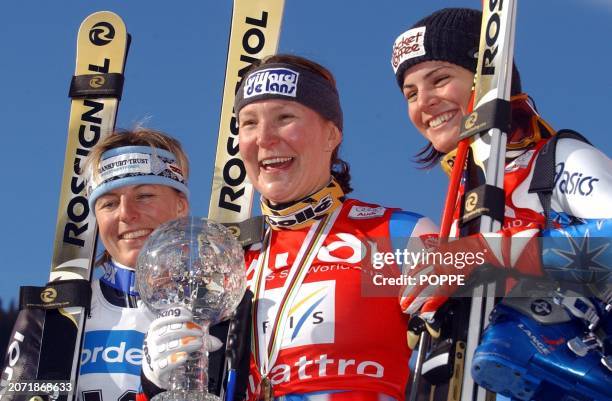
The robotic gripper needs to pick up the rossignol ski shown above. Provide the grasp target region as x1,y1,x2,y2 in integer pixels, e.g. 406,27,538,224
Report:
455,3,517,400
206,1,284,400
0,12,129,401
411,2,518,401
208,0,285,226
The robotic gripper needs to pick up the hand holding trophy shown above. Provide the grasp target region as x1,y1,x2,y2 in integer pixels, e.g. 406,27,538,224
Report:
137,216,246,401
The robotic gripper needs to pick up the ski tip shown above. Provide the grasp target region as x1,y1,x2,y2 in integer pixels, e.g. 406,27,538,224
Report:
78,11,128,40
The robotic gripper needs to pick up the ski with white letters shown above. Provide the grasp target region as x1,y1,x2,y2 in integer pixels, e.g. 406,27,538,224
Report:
455,2,517,399
19,12,129,401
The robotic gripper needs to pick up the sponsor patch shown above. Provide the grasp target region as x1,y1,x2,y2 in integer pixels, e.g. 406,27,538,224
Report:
260,281,335,348
246,353,384,397
243,67,299,99
391,26,426,73
267,195,333,228
348,205,386,219
98,153,152,182
554,162,599,196
93,151,185,187
80,330,144,375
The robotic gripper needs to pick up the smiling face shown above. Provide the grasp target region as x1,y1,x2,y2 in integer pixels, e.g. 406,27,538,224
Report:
238,99,341,204
94,184,189,267
402,61,474,153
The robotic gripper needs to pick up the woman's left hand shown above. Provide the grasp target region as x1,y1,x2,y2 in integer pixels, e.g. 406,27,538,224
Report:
399,227,542,348
142,307,223,389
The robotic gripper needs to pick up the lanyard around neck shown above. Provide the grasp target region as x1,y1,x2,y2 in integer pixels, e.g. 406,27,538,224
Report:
250,208,340,377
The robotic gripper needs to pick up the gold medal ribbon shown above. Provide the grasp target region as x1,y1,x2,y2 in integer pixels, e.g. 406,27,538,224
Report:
250,207,341,384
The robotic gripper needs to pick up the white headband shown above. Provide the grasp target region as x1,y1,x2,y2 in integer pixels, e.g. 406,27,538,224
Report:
87,145,189,210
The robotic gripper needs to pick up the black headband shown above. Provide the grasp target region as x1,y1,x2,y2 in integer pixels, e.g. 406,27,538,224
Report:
234,63,343,131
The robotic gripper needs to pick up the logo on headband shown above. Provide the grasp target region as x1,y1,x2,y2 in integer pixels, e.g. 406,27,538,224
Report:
243,68,299,99
89,152,185,192
391,26,426,73
97,153,153,183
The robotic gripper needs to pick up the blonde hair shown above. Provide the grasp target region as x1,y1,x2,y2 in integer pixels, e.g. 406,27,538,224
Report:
84,127,190,182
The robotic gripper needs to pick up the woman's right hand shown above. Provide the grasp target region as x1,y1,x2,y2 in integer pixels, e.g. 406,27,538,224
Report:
142,306,223,389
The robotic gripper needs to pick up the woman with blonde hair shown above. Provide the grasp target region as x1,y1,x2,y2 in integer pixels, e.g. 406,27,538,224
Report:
78,128,192,401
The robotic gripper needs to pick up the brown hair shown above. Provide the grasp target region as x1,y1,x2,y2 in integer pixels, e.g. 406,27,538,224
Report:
246,54,353,194
414,143,444,169
85,127,190,265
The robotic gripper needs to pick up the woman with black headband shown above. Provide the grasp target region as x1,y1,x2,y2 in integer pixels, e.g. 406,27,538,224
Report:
141,54,438,401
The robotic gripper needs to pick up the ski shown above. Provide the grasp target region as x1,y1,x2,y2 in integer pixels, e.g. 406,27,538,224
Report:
412,2,518,401
208,0,285,226
206,1,284,400
16,11,129,401
456,2,517,400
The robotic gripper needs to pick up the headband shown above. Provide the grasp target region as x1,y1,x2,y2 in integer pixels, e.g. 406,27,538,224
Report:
234,63,343,131
87,145,189,210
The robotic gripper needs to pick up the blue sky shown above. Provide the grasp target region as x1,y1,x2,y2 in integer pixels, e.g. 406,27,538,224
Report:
1,0,611,304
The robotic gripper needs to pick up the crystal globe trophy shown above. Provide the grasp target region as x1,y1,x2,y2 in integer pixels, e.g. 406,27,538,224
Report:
136,216,246,401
